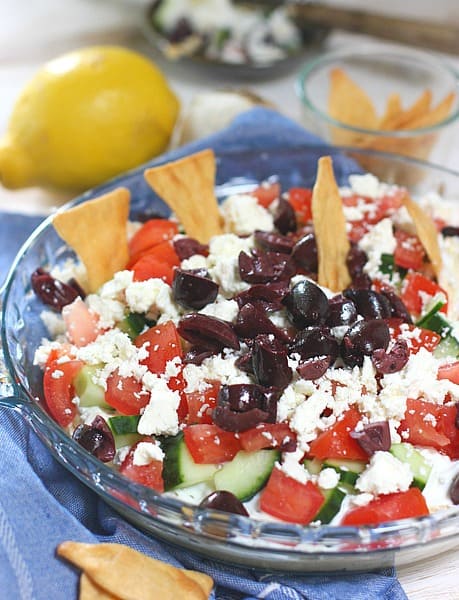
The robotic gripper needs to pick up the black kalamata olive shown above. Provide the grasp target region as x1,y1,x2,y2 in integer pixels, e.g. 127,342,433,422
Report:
289,326,339,364
173,237,209,260
235,282,288,312
380,289,412,323
166,17,194,43
235,352,254,374
350,421,391,456
235,302,290,343
346,244,368,277
199,491,249,516
252,334,292,389
274,198,297,234
344,289,392,320
296,356,330,380
72,416,115,463
326,294,358,328
31,268,81,311
442,226,459,238
282,279,329,328
291,233,318,273
238,250,295,284
449,473,459,505
178,313,239,351
183,347,215,365
213,383,279,431
371,339,409,374
172,268,218,309
348,273,372,290
341,319,390,367
254,230,294,254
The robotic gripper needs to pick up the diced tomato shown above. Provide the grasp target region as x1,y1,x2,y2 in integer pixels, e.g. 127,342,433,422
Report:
387,318,441,355
119,440,164,492
341,488,429,526
400,272,448,316
308,407,369,461
135,321,182,375
394,230,426,271
128,239,180,270
377,189,405,214
130,254,176,285
438,361,459,385
186,380,220,425
45,343,75,366
128,219,179,260
105,369,149,415
399,398,459,459
251,182,281,208
287,187,313,223
259,467,324,524
62,298,101,347
183,424,241,464
43,358,84,426
239,423,296,452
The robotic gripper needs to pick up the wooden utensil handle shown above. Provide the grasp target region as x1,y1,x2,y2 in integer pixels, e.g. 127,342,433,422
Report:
290,3,459,55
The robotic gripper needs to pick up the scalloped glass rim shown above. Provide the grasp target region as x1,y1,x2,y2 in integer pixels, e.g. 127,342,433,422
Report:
296,46,459,136
2,144,459,571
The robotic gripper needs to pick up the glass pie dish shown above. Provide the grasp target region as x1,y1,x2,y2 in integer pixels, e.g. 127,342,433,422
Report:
2,145,459,572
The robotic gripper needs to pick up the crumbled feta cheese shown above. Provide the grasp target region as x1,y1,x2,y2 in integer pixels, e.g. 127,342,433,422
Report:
132,440,165,466
279,449,310,484
359,218,397,281
199,297,239,322
86,294,125,329
349,173,381,199
220,193,274,235
356,451,413,495
138,376,180,436
206,233,253,296
125,278,181,323
183,352,251,393
318,468,340,490
180,254,208,271
351,492,374,507
33,340,65,367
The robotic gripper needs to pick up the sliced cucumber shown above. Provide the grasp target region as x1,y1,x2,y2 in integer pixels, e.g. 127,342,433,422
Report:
416,296,446,326
390,443,432,490
74,365,109,408
161,433,219,491
213,449,280,502
433,334,459,360
303,457,323,475
323,458,366,488
117,313,149,339
109,415,140,435
416,310,452,337
113,432,141,450
379,253,395,276
315,485,347,524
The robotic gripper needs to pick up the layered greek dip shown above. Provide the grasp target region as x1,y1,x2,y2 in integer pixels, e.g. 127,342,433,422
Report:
32,167,459,527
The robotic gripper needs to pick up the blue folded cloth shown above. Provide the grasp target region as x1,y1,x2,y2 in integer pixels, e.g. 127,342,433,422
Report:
0,108,407,600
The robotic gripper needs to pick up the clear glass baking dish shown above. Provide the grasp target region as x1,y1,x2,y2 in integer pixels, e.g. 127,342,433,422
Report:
2,145,459,572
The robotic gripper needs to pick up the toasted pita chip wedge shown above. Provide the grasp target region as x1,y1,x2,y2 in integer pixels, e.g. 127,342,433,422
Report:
53,188,130,293
312,156,351,292
57,542,212,600
387,89,432,130
379,93,402,130
144,149,223,244
402,192,442,277
79,573,118,600
404,92,456,130
328,68,379,145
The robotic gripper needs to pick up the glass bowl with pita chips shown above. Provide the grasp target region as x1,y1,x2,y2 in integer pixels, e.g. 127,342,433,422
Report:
2,145,459,574
296,46,459,179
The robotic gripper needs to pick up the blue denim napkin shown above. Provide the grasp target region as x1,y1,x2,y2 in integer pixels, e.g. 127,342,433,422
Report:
0,108,407,600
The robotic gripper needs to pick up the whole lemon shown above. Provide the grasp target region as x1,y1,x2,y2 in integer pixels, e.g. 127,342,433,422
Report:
0,46,180,191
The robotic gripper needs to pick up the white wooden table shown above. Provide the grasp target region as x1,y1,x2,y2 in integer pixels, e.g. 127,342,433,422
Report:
1,2,459,597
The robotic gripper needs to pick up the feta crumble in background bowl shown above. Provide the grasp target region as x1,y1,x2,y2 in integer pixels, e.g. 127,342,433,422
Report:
2,145,459,572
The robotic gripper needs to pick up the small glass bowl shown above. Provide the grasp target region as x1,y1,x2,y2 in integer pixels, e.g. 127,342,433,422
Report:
296,46,459,177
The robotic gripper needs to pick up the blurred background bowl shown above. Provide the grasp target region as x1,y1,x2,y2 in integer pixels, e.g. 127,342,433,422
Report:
296,46,459,179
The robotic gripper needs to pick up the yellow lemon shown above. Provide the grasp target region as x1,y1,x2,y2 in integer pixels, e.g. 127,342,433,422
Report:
0,46,180,192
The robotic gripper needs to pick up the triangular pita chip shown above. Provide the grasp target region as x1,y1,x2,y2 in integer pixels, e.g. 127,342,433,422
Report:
312,156,351,292
404,92,455,130
402,192,442,277
379,93,402,130
53,188,130,293
388,89,432,130
144,149,223,244
57,541,212,600
79,573,118,600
